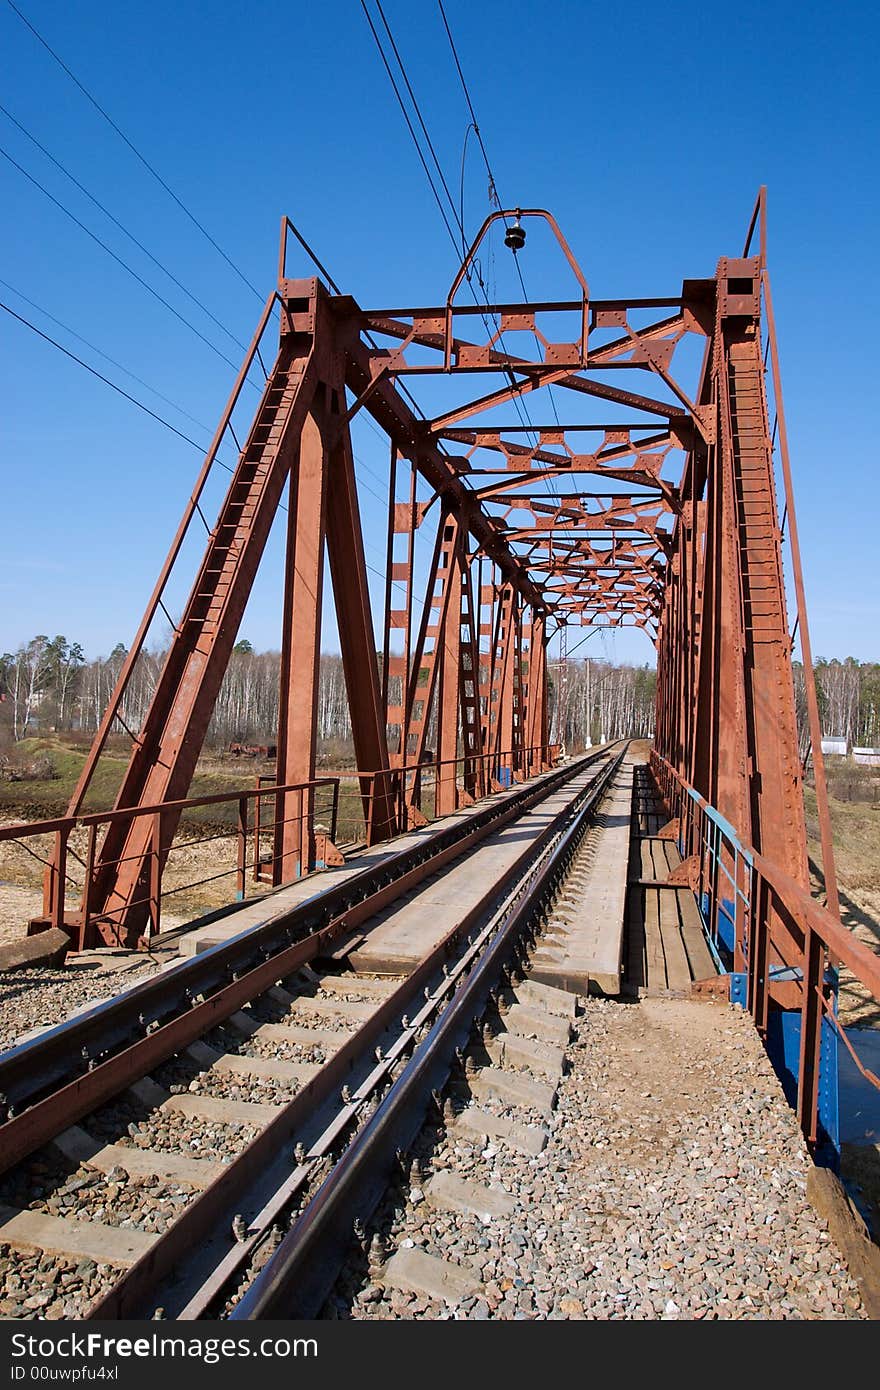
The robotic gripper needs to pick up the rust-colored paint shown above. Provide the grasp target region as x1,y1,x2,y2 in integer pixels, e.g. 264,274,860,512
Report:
51,196,835,957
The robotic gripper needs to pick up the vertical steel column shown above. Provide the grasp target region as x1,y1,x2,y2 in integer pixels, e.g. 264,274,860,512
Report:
761,243,840,918
383,453,418,770
685,496,705,787
457,545,483,799
275,406,328,881
435,529,463,816
399,512,461,814
718,263,808,887
326,413,395,842
84,320,318,943
512,594,525,777
380,443,399,724
495,585,515,776
525,609,547,772
477,565,494,765
797,925,826,1146
713,359,751,859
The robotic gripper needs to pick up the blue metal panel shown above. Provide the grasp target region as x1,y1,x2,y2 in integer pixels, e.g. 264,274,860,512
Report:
764,1008,839,1156
716,895,736,956
729,972,747,1009
838,1027,880,1146
697,892,728,973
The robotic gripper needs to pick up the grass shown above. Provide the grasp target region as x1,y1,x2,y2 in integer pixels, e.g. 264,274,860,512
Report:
0,735,375,844
805,782,880,1032
0,736,254,826
805,784,880,896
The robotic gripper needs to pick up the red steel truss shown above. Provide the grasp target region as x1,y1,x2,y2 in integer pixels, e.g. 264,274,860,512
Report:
53,196,835,953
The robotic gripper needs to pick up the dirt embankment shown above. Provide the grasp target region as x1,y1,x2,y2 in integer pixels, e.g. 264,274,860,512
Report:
803,786,880,1028
0,819,243,948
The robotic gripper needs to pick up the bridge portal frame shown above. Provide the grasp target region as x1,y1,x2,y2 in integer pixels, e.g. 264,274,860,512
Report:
46,195,835,960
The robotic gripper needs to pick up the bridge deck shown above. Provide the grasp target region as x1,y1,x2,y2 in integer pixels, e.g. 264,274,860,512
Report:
173,760,575,959
529,756,634,995
347,761,605,975
172,752,718,1003
170,752,718,1013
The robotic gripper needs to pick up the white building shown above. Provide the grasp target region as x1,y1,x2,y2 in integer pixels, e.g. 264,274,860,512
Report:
853,747,880,767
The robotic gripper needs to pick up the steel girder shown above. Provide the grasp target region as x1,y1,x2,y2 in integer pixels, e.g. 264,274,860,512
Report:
57,204,832,953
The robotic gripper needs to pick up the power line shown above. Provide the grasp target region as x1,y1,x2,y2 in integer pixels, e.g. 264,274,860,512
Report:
0,276,218,436
3,287,414,629
374,0,465,257
359,2,521,444
359,1,548,493
0,144,250,378
2,292,416,603
0,102,248,351
436,0,496,197
5,0,263,301
358,0,460,252
1,298,212,451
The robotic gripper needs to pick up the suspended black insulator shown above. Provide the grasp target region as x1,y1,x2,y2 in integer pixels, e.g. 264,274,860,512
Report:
504,219,526,252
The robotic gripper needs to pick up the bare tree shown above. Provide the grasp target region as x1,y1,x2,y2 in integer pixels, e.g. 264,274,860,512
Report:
3,636,51,739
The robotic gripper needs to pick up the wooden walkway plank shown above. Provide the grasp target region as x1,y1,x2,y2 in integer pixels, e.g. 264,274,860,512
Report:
678,893,717,980
644,887,667,990
658,891,693,992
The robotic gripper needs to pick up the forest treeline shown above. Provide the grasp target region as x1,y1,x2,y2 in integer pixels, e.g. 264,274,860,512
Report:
2,635,879,755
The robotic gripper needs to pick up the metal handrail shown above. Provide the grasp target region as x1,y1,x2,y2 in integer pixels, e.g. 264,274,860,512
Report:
1,744,562,949
650,749,880,1146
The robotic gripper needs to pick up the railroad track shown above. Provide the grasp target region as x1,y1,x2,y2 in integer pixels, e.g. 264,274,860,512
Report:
0,743,625,1320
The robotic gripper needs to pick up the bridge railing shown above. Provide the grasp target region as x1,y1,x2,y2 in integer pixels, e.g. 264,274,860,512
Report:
355,742,561,843
650,750,880,1147
0,743,561,951
0,776,340,950
255,742,560,858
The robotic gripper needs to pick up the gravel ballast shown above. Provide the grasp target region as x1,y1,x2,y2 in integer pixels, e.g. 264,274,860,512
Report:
329,995,867,1320
0,959,159,1052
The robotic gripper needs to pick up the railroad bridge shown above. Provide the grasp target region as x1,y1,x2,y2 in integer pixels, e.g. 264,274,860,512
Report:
2,193,879,1320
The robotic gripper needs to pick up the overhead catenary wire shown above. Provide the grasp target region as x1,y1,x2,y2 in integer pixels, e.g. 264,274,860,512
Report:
436,0,497,196
373,0,466,259
366,0,566,541
437,0,565,479
358,0,461,254
4,0,263,301
359,0,542,454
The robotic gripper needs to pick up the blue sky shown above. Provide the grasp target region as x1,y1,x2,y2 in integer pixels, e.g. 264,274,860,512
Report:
1,0,878,668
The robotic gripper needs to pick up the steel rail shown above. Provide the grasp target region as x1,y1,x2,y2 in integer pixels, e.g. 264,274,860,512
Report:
0,747,618,1177
230,747,625,1319
88,747,623,1320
